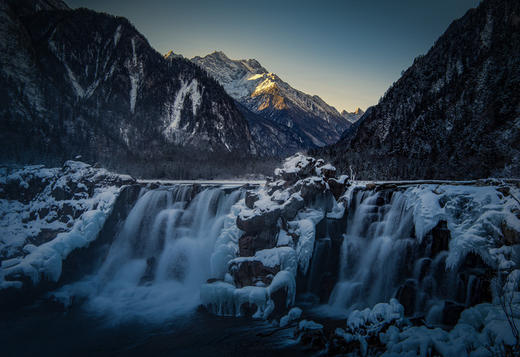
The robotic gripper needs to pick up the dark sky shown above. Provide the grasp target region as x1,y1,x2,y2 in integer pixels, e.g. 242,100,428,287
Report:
66,0,480,112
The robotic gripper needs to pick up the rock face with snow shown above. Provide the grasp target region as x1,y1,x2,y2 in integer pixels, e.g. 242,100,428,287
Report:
0,161,138,302
201,154,520,354
201,154,349,318
191,51,352,151
0,0,256,172
318,0,520,179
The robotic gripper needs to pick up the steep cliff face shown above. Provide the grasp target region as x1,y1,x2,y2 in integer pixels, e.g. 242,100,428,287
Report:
0,1,256,173
192,51,351,150
318,0,520,180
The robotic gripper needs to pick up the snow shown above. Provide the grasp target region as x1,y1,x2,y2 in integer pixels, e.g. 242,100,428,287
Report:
275,153,314,175
64,63,85,98
480,13,493,49
229,246,297,275
298,319,323,331
315,163,336,176
0,162,131,290
210,198,245,279
280,306,302,327
347,298,404,332
329,294,520,356
379,302,520,357
113,25,122,46
377,183,520,270
127,37,144,114
201,269,295,319
163,78,203,136
292,216,317,274
202,154,342,318
277,229,294,247
191,51,346,126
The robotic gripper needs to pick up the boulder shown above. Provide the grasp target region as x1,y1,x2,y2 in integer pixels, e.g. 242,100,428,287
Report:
295,321,327,351
280,195,304,220
300,179,326,202
365,183,376,190
236,208,281,234
229,260,280,288
245,191,260,209
395,279,417,316
329,332,362,355
238,230,277,257
327,178,346,200
430,220,451,256
442,300,465,326
501,220,520,245
50,185,72,201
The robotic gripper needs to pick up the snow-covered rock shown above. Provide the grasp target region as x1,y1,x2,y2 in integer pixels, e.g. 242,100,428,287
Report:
0,161,135,291
201,154,348,318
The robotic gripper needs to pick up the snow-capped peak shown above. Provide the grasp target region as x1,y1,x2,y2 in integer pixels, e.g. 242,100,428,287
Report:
164,50,183,61
191,51,356,146
341,108,364,123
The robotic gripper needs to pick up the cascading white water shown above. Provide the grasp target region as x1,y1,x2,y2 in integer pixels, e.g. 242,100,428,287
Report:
56,185,243,323
326,189,463,320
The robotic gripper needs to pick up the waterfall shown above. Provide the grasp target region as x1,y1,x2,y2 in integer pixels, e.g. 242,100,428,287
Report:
55,185,243,323
325,188,485,322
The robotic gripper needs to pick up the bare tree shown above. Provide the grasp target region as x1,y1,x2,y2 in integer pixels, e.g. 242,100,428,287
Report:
491,271,520,356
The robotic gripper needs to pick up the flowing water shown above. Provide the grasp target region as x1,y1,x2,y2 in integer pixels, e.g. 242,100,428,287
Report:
57,185,244,322
2,185,491,355
2,184,304,356
320,189,483,322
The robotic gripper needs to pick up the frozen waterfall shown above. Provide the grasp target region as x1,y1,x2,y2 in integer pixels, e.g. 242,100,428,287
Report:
325,188,492,324
55,185,243,323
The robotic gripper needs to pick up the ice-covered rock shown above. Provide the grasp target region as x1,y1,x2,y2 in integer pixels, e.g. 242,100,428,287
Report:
0,161,135,292
280,306,302,327
202,154,347,318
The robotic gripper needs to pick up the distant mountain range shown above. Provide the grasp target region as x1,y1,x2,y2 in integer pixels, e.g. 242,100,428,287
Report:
316,0,520,179
191,51,351,149
3,0,518,180
0,0,357,173
341,108,364,123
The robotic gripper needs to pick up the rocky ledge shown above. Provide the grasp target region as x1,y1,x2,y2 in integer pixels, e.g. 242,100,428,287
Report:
0,161,138,305
201,153,350,318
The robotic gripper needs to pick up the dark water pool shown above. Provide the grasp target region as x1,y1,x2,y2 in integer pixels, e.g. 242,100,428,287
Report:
1,304,308,357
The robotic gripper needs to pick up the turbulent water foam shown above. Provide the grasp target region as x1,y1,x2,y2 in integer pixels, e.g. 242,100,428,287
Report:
54,185,242,323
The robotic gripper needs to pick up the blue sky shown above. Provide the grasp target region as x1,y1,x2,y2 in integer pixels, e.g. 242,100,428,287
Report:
67,0,479,112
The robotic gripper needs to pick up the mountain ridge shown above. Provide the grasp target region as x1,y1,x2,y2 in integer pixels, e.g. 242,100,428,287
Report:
191,51,352,149
0,0,271,178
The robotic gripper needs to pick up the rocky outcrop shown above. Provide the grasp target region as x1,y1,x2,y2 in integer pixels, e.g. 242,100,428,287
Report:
201,154,350,318
0,161,139,308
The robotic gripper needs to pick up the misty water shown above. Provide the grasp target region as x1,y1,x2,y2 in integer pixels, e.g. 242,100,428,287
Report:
1,185,304,356
1,184,497,355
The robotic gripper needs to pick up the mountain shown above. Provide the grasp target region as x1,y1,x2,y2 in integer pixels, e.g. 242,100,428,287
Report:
341,108,364,123
316,0,520,180
0,0,260,178
191,51,351,149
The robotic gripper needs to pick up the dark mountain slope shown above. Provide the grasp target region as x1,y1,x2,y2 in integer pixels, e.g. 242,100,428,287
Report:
0,0,260,177
316,0,520,179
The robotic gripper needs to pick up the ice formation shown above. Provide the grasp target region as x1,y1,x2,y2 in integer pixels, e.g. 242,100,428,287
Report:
0,161,134,290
